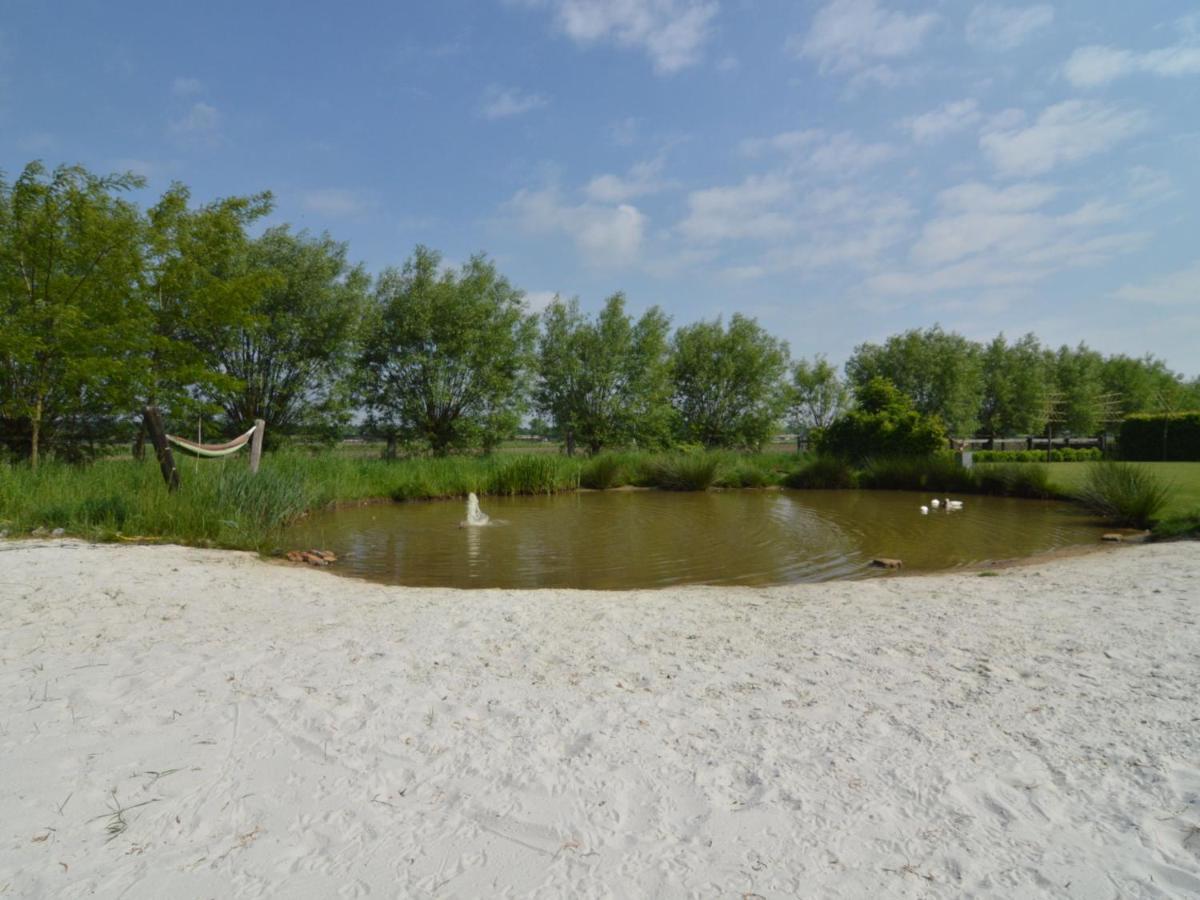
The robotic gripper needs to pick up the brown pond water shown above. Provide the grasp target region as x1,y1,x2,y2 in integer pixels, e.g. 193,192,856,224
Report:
281,490,1107,590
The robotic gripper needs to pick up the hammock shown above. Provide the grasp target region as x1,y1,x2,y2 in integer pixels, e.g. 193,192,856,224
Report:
166,424,257,458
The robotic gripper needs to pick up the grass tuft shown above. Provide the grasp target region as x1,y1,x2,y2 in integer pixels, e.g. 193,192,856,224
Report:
1073,461,1170,529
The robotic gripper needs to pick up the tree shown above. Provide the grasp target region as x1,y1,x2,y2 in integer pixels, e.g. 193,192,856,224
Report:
136,183,274,452
203,226,370,438
670,314,789,450
1099,353,1185,418
0,162,145,466
979,332,1050,438
817,376,946,462
787,356,849,447
358,246,536,455
1052,343,1105,434
535,293,672,455
846,326,984,435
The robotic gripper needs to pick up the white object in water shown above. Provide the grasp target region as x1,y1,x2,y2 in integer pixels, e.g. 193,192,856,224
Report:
462,492,490,527
920,505,929,515
930,499,940,509
946,499,964,510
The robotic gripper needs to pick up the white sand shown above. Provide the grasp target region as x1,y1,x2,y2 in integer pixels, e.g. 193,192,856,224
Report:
1,540,1198,899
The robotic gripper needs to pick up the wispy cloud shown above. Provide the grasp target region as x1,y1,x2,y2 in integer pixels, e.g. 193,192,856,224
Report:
301,188,375,219
790,0,939,87
980,100,1147,177
167,102,222,148
902,99,981,144
508,183,646,266
584,157,672,202
1064,31,1200,88
740,129,897,177
867,180,1143,295
965,5,1054,51
479,84,548,120
515,0,718,74
171,76,205,96
1112,261,1200,306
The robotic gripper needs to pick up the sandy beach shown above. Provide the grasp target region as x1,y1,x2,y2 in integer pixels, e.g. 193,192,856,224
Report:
1,539,1198,898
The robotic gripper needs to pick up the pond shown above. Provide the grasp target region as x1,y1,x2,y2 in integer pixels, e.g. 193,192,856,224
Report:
281,489,1107,590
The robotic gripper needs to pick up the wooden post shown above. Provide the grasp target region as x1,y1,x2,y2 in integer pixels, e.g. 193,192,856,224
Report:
249,419,265,473
143,406,180,492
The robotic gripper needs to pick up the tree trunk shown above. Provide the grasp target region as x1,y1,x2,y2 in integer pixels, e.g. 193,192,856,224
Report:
30,396,42,471
132,421,147,461
565,428,575,457
383,433,397,460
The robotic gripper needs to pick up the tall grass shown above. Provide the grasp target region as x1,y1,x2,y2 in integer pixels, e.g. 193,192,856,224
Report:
638,453,723,491
784,455,857,489
1074,461,1169,528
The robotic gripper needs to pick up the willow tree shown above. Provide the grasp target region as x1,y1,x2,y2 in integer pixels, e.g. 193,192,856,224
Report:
670,314,790,450
358,246,536,455
0,162,145,466
536,293,673,455
204,226,370,438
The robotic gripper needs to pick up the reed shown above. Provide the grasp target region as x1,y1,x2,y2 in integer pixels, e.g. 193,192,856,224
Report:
1073,461,1170,529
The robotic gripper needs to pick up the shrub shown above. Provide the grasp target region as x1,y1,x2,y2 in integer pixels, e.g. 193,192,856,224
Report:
974,448,1102,463
1119,412,1200,461
859,454,977,493
487,455,578,495
1074,461,1169,528
641,453,722,491
785,455,856,489
816,377,945,463
1152,512,1200,541
975,464,1054,499
580,453,626,490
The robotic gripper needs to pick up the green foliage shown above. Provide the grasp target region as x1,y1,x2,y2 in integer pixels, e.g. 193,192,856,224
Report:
208,227,369,439
980,333,1050,437
488,455,579,495
973,464,1054,499
0,162,146,466
358,247,536,454
846,325,984,435
859,455,977,493
784,455,857,489
671,314,789,450
1073,461,1170,528
1119,412,1200,461
639,453,723,491
536,294,673,455
817,377,946,463
1051,343,1105,434
787,356,849,437
580,453,628,490
974,448,1103,463
1151,512,1200,541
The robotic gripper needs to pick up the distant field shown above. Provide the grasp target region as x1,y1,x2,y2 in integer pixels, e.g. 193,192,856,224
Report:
984,462,1200,519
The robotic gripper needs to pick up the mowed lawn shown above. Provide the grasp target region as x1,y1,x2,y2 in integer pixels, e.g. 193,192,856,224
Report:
1029,462,1200,518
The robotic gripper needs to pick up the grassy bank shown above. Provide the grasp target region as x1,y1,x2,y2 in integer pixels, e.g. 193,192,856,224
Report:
2,453,1196,552
0,451,797,551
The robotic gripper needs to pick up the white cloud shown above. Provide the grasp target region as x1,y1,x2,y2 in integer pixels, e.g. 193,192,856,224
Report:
1064,41,1200,88
790,0,939,83
1112,262,1200,306
965,5,1054,51
903,99,981,144
480,85,548,119
509,185,646,266
301,188,374,218
867,179,1143,295
980,100,1147,177
171,76,205,96
740,129,896,176
679,173,795,243
523,290,561,313
168,102,222,147
518,0,718,73
584,157,671,202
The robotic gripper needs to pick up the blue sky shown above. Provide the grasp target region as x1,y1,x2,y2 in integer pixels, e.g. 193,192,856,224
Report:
3,1,1198,374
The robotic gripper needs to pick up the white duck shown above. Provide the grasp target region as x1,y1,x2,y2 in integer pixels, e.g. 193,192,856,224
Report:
930,498,941,509
920,505,929,515
946,499,964,510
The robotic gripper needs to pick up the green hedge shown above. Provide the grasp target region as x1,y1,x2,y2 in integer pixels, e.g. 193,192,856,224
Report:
974,448,1102,463
1119,412,1200,461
